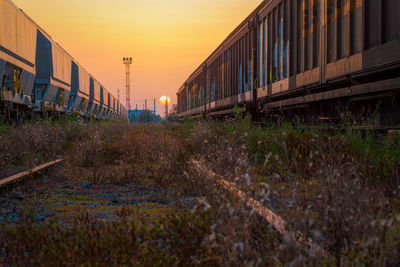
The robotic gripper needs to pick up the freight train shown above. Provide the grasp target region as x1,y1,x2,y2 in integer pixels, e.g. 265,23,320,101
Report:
0,0,128,121
177,0,400,127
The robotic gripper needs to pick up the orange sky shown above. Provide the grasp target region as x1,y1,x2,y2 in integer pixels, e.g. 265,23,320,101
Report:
13,0,261,114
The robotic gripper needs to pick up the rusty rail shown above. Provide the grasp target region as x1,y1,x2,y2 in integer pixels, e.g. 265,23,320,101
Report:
0,159,64,188
192,160,329,258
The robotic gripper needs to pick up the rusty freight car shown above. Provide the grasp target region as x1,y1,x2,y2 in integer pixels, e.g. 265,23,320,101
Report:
177,0,400,126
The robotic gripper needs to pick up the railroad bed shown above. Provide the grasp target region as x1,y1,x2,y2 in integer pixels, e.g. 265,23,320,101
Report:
0,120,399,265
0,170,185,226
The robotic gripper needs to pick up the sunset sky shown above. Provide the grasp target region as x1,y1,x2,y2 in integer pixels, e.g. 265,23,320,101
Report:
13,0,261,114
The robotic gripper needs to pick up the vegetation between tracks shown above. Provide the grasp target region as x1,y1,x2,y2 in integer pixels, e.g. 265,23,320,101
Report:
0,118,399,265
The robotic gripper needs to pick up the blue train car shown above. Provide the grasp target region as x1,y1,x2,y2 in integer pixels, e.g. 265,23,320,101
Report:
1,0,127,121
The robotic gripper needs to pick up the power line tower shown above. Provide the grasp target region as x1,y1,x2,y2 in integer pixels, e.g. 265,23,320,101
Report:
123,57,133,110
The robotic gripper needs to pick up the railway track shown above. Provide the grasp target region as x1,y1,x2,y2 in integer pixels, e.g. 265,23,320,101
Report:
252,121,400,135
192,160,329,258
0,159,64,189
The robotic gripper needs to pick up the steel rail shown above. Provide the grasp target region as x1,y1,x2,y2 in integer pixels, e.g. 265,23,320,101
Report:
0,159,64,188
192,160,329,259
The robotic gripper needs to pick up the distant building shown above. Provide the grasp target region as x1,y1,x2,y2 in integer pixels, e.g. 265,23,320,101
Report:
129,110,161,123
129,110,145,123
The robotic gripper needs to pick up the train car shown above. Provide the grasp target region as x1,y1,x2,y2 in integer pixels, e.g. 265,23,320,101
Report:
177,0,400,126
69,61,80,114
72,64,90,116
116,99,119,119
256,0,400,126
108,94,113,119
33,35,73,114
112,97,116,118
177,3,261,119
118,102,120,119
99,84,106,119
1,0,127,121
88,77,101,118
109,94,115,119
105,90,111,119
0,0,37,116
116,98,119,119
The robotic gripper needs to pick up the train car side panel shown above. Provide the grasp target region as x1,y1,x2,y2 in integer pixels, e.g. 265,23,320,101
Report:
1,0,37,106
78,67,89,99
51,44,71,89
362,0,400,69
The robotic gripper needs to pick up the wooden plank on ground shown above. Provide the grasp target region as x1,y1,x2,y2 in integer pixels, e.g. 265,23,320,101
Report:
0,159,64,188
192,160,329,258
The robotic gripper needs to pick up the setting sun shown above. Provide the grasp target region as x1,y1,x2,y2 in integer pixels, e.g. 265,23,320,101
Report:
159,96,171,105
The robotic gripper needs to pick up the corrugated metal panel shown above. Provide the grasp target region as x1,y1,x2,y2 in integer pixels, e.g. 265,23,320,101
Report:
0,0,36,69
93,79,101,103
99,85,104,106
78,67,90,96
16,9,36,65
1,0,18,56
364,0,380,50
52,43,71,85
109,95,114,111
103,88,109,109
383,0,400,43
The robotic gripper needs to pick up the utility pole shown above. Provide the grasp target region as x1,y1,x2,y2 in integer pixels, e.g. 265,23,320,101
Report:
122,57,132,110
154,98,156,123
165,101,168,121
135,104,138,122
145,99,147,124
159,96,170,122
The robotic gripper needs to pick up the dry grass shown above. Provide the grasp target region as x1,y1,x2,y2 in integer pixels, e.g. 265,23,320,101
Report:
0,118,399,265
184,119,400,265
0,208,212,266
